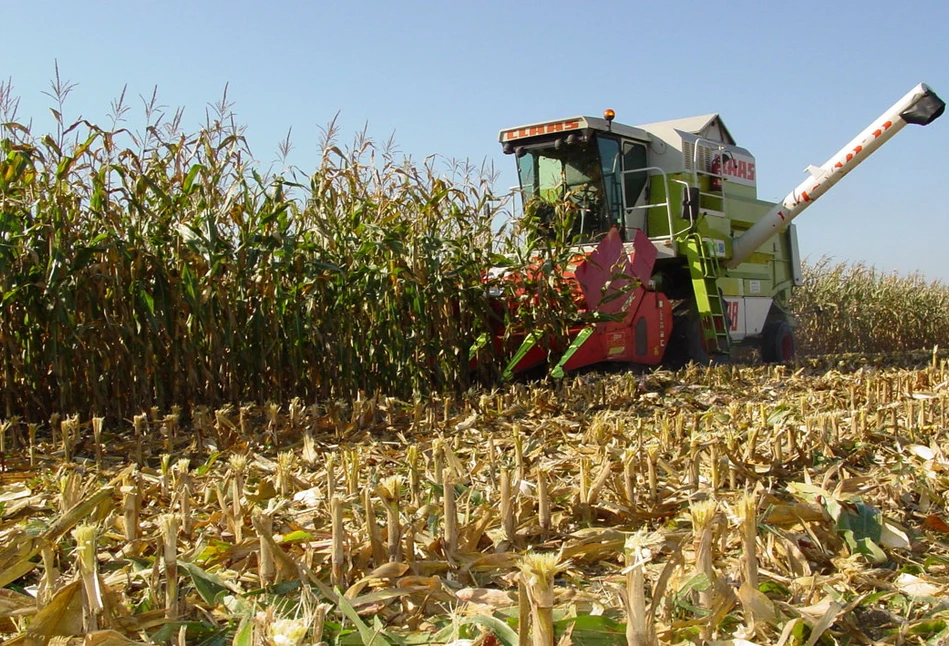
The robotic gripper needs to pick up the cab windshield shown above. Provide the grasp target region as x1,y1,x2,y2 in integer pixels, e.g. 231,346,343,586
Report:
515,135,623,242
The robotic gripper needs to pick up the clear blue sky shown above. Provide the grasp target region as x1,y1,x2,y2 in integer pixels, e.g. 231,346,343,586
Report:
3,1,948,280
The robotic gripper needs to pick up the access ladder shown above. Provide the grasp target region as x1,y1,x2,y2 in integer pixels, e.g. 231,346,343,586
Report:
683,234,730,355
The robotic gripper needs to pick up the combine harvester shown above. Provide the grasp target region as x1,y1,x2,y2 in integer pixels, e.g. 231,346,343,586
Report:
494,83,944,376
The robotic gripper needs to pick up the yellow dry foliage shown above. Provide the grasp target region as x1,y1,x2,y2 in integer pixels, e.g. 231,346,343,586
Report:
1,359,949,644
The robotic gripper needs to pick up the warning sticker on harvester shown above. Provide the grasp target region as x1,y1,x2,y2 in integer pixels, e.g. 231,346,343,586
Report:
704,238,727,258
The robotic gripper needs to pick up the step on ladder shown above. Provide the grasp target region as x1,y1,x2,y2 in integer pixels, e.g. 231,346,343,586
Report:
683,234,730,355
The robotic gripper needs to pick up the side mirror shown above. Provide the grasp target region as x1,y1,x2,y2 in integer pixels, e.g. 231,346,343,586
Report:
683,186,700,221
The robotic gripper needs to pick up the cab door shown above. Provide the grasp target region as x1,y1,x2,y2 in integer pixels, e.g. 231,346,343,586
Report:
596,137,623,231
621,141,649,237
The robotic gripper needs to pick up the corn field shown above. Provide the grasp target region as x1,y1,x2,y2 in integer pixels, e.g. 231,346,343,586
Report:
4,82,949,644
792,258,949,356
3,79,949,420
0,78,595,420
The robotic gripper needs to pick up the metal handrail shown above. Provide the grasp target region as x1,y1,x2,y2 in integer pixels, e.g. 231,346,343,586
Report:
620,165,675,254
689,137,731,217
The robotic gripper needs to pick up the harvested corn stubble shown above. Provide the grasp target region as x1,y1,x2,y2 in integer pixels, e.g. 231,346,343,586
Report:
1,361,949,644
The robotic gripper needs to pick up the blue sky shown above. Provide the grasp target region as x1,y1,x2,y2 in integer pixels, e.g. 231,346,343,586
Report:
2,1,948,280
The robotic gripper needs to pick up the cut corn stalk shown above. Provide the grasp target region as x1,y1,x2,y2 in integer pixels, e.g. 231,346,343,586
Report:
690,499,717,609
519,551,563,646
159,513,179,618
72,523,101,632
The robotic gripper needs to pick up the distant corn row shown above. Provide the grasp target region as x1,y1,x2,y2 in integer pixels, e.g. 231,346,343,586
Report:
0,87,581,419
792,258,949,356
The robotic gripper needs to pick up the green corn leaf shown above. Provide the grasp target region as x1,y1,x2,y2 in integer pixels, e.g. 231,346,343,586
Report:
178,560,235,605
183,163,205,194
232,615,253,646
335,586,393,646
460,615,519,646
837,501,883,543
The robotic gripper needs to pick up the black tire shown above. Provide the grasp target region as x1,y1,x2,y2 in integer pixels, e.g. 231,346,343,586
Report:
664,300,711,368
761,321,796,363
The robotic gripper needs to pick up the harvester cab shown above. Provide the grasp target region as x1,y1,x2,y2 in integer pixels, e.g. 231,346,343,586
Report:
497,83,944,375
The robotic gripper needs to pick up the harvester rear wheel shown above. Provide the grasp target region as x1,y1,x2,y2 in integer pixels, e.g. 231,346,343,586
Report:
762,321,796,363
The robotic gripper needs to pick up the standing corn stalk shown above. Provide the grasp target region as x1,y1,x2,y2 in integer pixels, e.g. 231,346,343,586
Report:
518,551,564,646
91,416,104,470
378,476,403,563
536,466,551,533
735,489,776,630
229,453,248,543
737,490,759,591
623,531,659,646
159,513,179,619
252,509,276,587
500,468,515,545
175,459,192,538
690,499,717,609
0,98,515,419
442,465,458,558
331,495,347,588
72,523,102,632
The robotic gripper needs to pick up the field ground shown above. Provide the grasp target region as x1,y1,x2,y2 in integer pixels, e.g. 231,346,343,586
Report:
2,353,949,645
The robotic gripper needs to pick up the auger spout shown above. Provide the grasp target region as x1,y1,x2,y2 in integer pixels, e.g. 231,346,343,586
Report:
727,83,944,269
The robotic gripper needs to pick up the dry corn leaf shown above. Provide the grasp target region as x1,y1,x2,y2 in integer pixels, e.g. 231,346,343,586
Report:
736,582,777,624
0,587,36,618
457,508,496,552
773,534,812,577
894,572,943,598
17,580,84,645
792,595,840,623
0,533,42,589
775,618,804,646
762,502,826,526
878,520,911,550
832,476,876,498
801,599,843,646
907,444,937,461
922,514,949,533
291,486,324,506
0,483,31,503
82,630,148,646
456,587,517,608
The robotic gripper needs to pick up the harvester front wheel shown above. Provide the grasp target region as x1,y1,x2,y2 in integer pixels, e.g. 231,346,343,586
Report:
762,321,796,363
665,301,711,368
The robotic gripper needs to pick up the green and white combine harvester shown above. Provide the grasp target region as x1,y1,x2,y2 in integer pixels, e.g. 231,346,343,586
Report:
492,83,944,376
